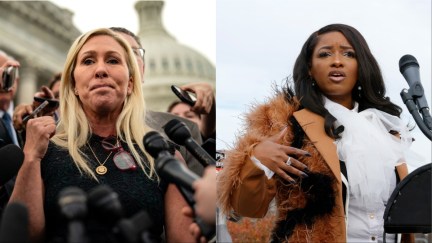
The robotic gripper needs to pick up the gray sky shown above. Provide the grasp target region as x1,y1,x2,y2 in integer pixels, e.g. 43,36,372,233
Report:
216,0,431,167
50,0,215,65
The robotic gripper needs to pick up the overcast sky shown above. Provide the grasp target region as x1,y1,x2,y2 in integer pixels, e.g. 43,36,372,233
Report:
216,0,431,167
49,0,215,65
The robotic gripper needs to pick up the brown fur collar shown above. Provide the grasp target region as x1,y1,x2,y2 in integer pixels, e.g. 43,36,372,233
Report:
217,93,345,242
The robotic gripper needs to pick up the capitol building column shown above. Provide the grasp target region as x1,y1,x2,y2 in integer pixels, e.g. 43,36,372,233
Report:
17,62,38,105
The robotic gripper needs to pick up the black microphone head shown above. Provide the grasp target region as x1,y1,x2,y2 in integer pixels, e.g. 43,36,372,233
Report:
399,54,419,74
115,210,154,243
87,185,123,222
163,119,191,145
0,202,29,243
0,144,24,186
58,187,87,221
143,131,171,158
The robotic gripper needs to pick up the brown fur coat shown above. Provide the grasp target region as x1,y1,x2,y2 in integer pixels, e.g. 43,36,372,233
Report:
218,93,346,242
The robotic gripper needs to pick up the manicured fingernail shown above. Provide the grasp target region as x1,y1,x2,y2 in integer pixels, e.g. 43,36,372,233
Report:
289,180,296,184
304,167,310,173
301,172,309,178
305,152,312,157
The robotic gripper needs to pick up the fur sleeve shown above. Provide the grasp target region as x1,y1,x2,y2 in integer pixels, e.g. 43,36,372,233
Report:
217,93,300,217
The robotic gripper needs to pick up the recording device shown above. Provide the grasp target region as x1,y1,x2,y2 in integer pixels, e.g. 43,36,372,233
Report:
115,210,158,243
171,85,197,106
58,187,88,243
22,100,49,124
0,144,24,186
87,185,157,243
0,202,29,243
399,54,432,139
143,131,215,241
143,131,200,192
34,96,59,109
0,66,18,92
164,119,216,167
87,185,123,226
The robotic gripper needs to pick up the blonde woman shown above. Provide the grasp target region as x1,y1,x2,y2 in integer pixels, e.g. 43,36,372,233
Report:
10,28,194,242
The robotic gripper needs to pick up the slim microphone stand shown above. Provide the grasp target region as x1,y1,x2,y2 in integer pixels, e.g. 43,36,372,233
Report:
400,88,432,141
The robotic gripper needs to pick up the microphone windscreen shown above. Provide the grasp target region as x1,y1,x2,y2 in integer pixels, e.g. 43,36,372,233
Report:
87,185,123,222
163,119,191,145
399,54,419,74
0,202,29,243
143,131,171,158
0,144,24,186
116,210,154,243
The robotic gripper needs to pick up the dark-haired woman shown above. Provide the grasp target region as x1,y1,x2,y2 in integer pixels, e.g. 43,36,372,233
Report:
218,24,413,242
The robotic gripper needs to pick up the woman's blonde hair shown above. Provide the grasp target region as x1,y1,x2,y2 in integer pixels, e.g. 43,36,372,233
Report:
52,28,155,181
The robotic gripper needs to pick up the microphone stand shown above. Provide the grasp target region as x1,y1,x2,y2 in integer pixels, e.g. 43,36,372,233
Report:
400,88,432,141
384,88,432,242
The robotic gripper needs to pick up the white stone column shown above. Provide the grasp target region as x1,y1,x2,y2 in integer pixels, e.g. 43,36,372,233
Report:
16,65,38,105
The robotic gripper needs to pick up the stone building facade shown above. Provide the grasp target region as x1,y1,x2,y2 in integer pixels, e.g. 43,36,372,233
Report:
0,0,215,112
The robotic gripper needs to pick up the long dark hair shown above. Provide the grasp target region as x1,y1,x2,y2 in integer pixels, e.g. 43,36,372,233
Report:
289,23,402,138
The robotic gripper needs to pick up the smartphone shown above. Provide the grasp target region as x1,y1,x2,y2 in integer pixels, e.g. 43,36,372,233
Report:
34,96,59,109
171,85,197,106
22,100,49,123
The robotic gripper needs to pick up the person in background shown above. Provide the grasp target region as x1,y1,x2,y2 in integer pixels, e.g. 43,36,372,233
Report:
13,73,60,134
9,28,194,242
0,50,21,147
218,23,414,242
167,81,216,141
0,50,21,218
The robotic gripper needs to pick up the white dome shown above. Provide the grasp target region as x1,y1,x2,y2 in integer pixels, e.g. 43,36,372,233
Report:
135,0,215,111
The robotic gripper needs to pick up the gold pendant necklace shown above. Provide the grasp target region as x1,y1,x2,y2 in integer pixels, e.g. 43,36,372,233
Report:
87,142,113,175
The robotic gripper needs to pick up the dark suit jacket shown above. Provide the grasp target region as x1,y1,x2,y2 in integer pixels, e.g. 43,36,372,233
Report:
0,116,17,217
146,110,205,176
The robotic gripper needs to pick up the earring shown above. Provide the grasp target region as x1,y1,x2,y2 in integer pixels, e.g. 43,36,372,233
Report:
309,76,316,87
357,85,362,98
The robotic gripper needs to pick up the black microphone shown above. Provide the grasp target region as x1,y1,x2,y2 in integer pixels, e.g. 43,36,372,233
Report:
164,119,216,167
58,187,88,243
143,132,215,241
87,185,123,226
0,202,29,243
0,144,24,186
143,131,200,192
115,210,157,243
399,54,432,131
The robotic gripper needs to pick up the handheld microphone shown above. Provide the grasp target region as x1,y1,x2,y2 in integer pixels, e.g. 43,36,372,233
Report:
0,144,24,186
143,132,215,241
58,187,88,243
115,210,157,243
0,202,29,243
399,54,432,132
143,131,200,192
164,119,216,167
87,185,123,226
